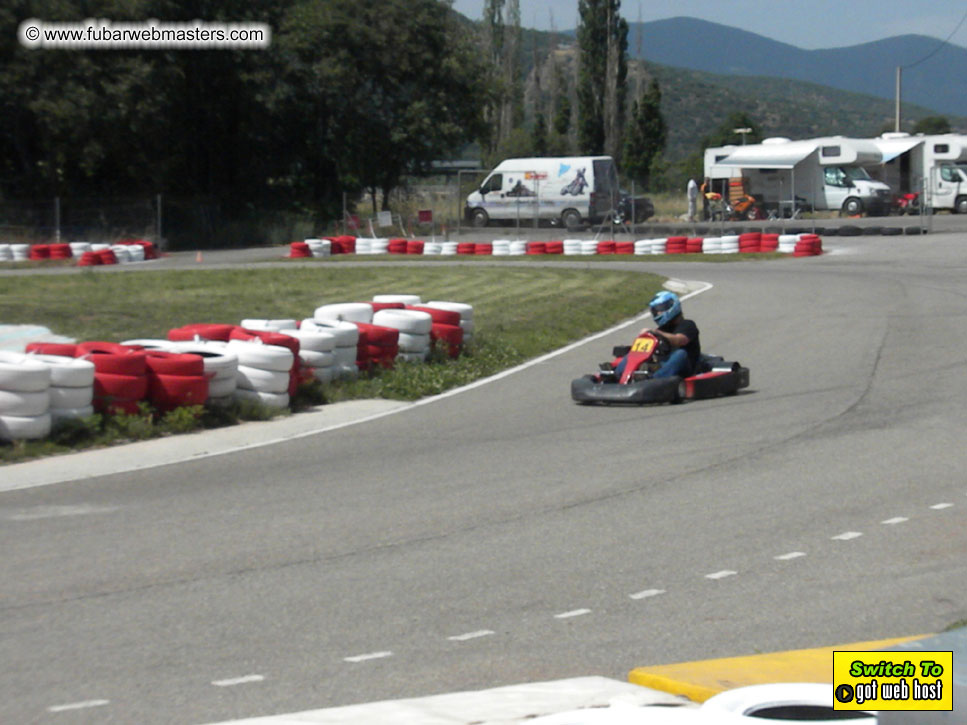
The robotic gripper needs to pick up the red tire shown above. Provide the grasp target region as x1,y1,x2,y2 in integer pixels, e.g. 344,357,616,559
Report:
145,350,205,377
168,323,237,342
430,323,464,358
148,373,208,410
25,342,78,357
231,328,300,357
406,305,461,326
77,251,102,266
355,323,399,346
370,302,405,313
77,343,147,376
93,372,149,411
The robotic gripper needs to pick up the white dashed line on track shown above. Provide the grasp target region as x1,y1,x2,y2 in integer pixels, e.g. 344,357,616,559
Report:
774,551,806,561
344,651,393,663
930,503,953,510
629,588,666,600
47,700,110,713
212,675,265,687
554,609,591,619
881,517,908,525
831,531,863,540
447,630,495,642
705,570,737,580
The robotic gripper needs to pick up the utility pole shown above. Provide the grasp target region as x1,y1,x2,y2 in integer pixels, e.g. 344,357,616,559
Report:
894,66,901,132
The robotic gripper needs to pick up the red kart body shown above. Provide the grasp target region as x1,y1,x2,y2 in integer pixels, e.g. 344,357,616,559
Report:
571,331,750,405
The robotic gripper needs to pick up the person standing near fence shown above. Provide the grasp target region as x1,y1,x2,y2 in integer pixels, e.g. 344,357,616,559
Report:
686,178,698,222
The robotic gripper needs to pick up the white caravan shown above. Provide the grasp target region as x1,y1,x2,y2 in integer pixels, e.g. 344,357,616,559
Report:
465,156,619,230
704,137,892,217
870,133,967,214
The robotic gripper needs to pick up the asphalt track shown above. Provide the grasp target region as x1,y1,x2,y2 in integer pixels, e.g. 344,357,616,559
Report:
1,232,966,723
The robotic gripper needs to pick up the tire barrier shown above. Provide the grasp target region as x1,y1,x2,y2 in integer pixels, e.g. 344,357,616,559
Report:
240,318,299,332
372,309,432,362
279,327,338,383
75,342,149,414
27,353,95,422
167,323,237,342
168,341,239,405
794,234,823,257
423,301,474,345
0,350,52,439
313,302,374,324
226,338,295,403
230,328,303,396
301,319,359,379
145,350,209,411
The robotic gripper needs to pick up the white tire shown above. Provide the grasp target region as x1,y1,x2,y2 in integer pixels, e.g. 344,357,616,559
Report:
0,389,50,416
232,388,290,409
11,244,30,261
27,354,95,387
302,319,359,346
125,244,145,262
208,376,237,398
236,365,290,393
299,349,336,368
168,342,238,380
50,405,95,421
226,340,294,372
0,412,52,440
311,366,335,384
48,385,93,409
332,345,358,368
372,294,421,305
397,351,428,364
0,244,12,261
278,328,336,352
313,302,373,324
0,352,52,392
397,332,430,353
69,241,92,256
373,309,433,334
110,245,132,263
240,318,298,332
121,338,174,350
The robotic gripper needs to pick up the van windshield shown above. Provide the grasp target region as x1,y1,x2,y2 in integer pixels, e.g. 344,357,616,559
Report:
956,165,967,181
844,167,872,181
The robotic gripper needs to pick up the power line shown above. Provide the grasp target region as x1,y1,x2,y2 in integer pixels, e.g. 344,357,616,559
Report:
903,7,967,69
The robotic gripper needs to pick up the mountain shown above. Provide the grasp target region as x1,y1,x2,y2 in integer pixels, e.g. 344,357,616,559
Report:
620,17,967,118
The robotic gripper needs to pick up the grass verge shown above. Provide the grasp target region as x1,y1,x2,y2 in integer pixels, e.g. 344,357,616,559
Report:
1,265,665,463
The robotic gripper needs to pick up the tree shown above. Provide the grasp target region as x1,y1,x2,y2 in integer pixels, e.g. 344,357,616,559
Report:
913,116,951,135
576,0,627,156
532,113,549,156
622,79,666,189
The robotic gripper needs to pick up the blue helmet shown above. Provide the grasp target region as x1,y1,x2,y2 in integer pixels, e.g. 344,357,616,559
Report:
650,290,682,327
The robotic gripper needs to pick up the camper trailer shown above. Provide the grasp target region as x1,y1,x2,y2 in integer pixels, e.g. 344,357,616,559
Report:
704,137,892,217
465,156,621,230
870,133,967,214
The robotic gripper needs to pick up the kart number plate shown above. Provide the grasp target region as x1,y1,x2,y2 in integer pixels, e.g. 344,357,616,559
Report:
631,337,656,355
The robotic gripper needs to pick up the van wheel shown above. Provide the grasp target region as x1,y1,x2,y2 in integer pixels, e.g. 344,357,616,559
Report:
470,209,489,228
562,209,581,231
955,196,967,214
841,197,863,216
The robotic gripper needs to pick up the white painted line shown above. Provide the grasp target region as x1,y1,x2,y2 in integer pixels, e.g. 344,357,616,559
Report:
629,588,666,600
554,609,591,619
5,504,120,521
832,531,863,540
344,651,393,663
447,630,495,642
705,570,737,580
212,675,265,687
774,551,806,561
47,700,110,713
881,517,908,525
930,503,953,510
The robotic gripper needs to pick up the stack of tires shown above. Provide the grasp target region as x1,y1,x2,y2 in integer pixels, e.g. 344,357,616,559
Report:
739,232,761,253
279,327,338,384
777,234,798,253
702,237,722,254
71,342,148,415
144,350,209,411
407,305,464,359
29,353,95,422
240,318,298,333
301,319,359,379
226,338,294,409
168,323,237,343
0,244,12,261
305,238,331,257
0,351,52,440
685,238,704,254
69,242,92,258
794,234,823,257
355,323,399,370
423,301,474,347
665,236,688,254
760,233,780,252
232,328,302,396
372,309,432,362
720,235,740,254
28,244,51,261
11,244,29,261
168,341,239,405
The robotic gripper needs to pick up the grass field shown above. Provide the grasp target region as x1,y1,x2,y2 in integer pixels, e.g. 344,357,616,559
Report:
0,265,666,462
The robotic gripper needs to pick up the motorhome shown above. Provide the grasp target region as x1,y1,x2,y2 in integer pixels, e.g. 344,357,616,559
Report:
870,133,967,214
465,156,620,230
704,137,892,217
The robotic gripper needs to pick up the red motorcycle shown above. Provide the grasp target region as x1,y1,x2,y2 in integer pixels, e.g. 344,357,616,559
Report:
894,192,920,215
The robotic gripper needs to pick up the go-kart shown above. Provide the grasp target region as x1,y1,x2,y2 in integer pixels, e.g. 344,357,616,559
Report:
570,331,750,405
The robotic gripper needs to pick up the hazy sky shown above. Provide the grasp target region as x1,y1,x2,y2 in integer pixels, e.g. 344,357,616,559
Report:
449,0,967,50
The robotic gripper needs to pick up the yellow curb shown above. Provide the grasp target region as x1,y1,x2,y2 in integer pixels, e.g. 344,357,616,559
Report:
628,635,928,704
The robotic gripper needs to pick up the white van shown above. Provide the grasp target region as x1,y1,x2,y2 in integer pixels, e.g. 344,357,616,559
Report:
465,156,619,230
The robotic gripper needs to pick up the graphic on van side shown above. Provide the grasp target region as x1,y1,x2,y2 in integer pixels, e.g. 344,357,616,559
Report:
561,168,588,196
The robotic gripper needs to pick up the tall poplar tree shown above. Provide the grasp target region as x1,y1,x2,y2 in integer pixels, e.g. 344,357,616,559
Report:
576,0,627,157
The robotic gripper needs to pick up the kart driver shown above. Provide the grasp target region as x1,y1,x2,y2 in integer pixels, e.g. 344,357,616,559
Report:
614,290,701,379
